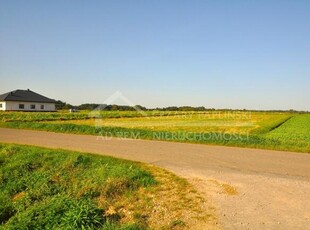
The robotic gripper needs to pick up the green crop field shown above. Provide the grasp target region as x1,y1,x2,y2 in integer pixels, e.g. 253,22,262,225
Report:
0,144,209,229
49,112,291,134
266,115,310,144
0,111,309,152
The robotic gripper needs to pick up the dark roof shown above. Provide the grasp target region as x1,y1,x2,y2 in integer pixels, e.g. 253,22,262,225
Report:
0,89,56,103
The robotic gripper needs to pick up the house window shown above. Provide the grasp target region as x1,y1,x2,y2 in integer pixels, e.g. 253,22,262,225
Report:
31,104,35,109
0,104,2,108
19,104,24,109
41,105,44,109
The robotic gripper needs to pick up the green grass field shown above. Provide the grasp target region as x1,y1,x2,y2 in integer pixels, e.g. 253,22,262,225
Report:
0,144,209,229
0,111,309,152
49,112,291,134
266,115,310,145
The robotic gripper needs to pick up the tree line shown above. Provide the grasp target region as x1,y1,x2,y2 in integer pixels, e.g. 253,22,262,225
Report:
55,100,309,113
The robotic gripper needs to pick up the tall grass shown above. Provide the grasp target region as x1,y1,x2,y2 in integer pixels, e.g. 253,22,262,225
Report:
0,144,155,229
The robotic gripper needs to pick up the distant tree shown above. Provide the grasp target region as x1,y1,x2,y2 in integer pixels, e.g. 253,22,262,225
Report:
196,106,206,111
179,106,196,111
111,104,119,111
164,106,179,111
55,100,73,110
63,104,73,110
78,104,99,110
134,105,147,111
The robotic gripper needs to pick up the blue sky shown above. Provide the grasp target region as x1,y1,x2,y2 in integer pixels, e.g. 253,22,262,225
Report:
0,0,309,110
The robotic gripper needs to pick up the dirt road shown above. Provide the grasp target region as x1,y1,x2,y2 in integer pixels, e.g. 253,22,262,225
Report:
0,128,309,229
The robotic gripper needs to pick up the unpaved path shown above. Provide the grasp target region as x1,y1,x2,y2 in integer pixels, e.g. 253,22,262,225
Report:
0,128,309,229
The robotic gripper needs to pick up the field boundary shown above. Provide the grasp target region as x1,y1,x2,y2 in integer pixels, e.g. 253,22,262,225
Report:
267,116,294,132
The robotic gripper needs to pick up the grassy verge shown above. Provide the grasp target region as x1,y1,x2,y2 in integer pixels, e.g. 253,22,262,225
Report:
0,144,213,229
0,120,309,153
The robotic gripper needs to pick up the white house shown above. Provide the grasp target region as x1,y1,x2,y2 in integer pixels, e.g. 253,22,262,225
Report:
0,89,56,111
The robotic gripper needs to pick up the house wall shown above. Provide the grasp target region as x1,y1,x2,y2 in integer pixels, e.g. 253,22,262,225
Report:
0,101,6,111
2,101,55,111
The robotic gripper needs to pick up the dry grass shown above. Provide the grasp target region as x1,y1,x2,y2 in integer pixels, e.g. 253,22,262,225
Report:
207,179,238,196
113,164,218,229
